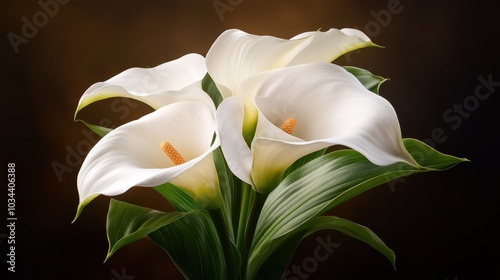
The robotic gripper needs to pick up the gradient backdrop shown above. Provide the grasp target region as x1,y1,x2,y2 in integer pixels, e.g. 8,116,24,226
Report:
2,0,499,279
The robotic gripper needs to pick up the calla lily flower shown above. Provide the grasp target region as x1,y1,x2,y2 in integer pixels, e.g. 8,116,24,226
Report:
206,28,377,140
75,53,213,119
217,63,418,193
206,28,376,99
75,100,221,220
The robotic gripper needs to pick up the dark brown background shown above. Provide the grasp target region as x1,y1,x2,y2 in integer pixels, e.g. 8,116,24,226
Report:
2,0,499,279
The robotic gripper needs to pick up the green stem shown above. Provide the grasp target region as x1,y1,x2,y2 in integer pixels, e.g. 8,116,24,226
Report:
236,183,253,251
209,209,240,280
231,176,243,240
240,191,267,279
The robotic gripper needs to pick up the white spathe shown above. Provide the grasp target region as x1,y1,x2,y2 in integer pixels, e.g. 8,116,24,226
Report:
217,63,418,193
76,100,221,218
75,53,213,117
206,28,375,99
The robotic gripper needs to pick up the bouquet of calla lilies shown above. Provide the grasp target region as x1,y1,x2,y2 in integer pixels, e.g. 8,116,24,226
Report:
73,28,467,279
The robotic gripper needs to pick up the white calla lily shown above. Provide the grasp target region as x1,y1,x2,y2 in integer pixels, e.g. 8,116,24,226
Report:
206,28,375,99
75,53,213,118
75,100,221,220
217,63,418,193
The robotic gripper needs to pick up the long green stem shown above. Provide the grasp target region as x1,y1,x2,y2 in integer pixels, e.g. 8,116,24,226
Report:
240,191,267,279
210,208,240,280
236,183,253,251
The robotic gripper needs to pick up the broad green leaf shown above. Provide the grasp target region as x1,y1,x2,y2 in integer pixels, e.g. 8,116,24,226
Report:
106,199,229,279
248,138,467,278
105,199,188,261
344,66,388,94
149,209,229,280
306,216,395,268
202,73,223,108
76,119,112,137
253,227,306,280
283,148,326,178
154,182,199,212
254,215,395,279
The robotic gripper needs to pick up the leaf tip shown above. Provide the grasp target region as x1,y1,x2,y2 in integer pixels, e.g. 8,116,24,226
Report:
375,78,390,94
461,157,471,163
104,251,113,263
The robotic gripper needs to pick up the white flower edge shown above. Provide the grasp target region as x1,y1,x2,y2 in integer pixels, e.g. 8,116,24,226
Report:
206,28,377,98
218,63,418,193
74,53,212,118
216,97,253,185
74,100,220,220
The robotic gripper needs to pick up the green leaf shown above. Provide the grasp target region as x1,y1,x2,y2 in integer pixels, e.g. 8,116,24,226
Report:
344,66,388,94
253,227,305,280
105,199,188,261
247,138,467,278
306,216,395,268
283,148,326,178
213,148,244,278
106,199,229,279
149,209,229,280
202,72,223,108
154,182,199,212
255,216,395,279
76,119,112,137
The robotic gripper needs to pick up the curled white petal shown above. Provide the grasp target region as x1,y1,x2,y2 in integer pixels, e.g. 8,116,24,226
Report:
239,63,416,192
75,53,211,116
76,100,220,214
216,97,253,185
206,28,374,98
